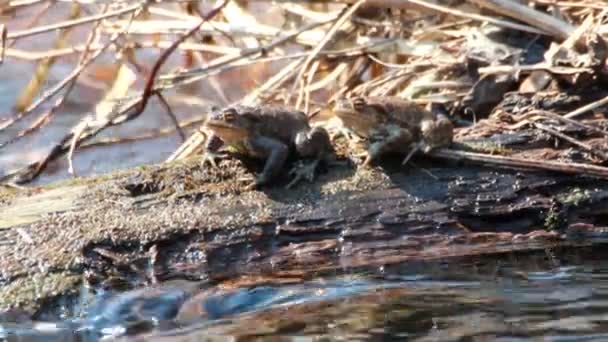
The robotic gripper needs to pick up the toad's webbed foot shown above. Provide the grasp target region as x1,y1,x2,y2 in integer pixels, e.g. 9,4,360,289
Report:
401,141,425,167
286,159,321,189
240,171,272,191
361,143,383,168
330,127,360,143
200,151,226,169
361,154,374,168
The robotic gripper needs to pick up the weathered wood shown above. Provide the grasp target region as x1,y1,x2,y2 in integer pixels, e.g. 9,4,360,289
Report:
0,142,607,313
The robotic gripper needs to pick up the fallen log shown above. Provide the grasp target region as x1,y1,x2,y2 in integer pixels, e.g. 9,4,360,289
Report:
1,139,607,315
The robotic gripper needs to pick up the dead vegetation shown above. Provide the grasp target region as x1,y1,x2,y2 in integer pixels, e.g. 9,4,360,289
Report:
2,0,608,184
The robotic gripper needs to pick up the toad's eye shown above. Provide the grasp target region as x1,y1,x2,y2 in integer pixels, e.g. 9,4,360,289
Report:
352,97,366,111
222,108,238,121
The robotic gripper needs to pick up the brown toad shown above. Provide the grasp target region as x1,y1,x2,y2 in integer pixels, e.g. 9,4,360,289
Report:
332,96,453,166
201,104,334,189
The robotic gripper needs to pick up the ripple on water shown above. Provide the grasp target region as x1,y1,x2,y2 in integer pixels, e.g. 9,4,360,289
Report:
3,246,608,341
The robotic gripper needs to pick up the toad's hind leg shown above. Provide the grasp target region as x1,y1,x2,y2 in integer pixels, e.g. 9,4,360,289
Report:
294,126,333,158
363,128,414,167
289,127,336,189
286,159,320,189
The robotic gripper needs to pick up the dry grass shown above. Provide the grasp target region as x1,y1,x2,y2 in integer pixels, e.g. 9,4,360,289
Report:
2,0,608,184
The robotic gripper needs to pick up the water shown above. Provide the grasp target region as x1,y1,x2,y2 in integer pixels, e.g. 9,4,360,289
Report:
2,245,608,341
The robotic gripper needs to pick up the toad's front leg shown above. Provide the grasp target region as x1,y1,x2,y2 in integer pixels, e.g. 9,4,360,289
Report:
200,134,226,169
245,136,289,189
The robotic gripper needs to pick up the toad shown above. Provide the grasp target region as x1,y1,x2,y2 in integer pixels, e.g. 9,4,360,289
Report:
332,96,453,166
201,104,334,189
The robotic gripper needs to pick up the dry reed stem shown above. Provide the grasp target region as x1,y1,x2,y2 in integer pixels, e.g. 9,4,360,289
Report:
291,0,364,107
160,18,336,90
0,1,145,133
13,2,81,112
13,0,53,45
1,4,108,149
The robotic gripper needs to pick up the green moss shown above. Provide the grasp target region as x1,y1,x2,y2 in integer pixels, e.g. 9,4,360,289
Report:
0,185,20,205
0,272,80,311
557,187,589,206
544,205,562,231
460,141,513,155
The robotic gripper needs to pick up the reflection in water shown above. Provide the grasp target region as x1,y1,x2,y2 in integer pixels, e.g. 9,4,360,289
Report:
2,245,608,341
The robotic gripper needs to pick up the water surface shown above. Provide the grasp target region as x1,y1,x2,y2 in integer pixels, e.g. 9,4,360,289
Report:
2,245,608,341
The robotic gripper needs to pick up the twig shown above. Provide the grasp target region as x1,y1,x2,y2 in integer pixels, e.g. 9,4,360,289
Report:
1,1,230,183
478,63,593,75
0,3,142,133
467,0,575,40
306,62,348,92
5,41,240,61
0,4,147,183
1,4,108,149
412,19,473,38
163,18,336,88
564,94,608,119
80,117,204,149
401,0,547,35
6,3,141,40
0,24,5,64
534,122,608,160
157,93,186,142
367,53,410,69
106,17,327,47
137,0,232,115
356,68,414,95
526,110,608,139
4,0,53,51
185,2,232,105
430,148,608,179
3,94,139,184
8,0,53,49
303,60,321,113
0,39,108,132
329,56,372,103
68,7,139,176
68,119,88,176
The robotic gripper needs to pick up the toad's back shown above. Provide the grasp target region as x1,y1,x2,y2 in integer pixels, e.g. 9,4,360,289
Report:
364,96,435,129
235,104,310,144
